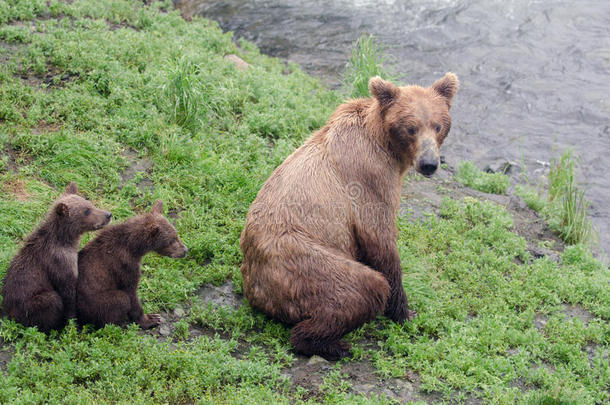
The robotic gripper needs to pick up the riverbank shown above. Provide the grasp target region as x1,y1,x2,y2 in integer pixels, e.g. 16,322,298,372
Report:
0,1,608,403
183,0,610,256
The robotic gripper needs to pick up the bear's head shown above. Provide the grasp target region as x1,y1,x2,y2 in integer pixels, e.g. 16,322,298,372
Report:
369,73,459,176
54,182,112,233
145,200,188,258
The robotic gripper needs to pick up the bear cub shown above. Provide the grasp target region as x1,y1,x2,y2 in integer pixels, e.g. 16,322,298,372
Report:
2,182,111,332
77,200,187,329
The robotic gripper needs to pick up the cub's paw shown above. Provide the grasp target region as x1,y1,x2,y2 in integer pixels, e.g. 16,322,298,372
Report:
317,340,352,361
138,313,161,329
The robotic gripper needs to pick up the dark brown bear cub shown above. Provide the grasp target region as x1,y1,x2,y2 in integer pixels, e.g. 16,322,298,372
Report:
241,74,459,360
2,182,111,332
77,200,187,329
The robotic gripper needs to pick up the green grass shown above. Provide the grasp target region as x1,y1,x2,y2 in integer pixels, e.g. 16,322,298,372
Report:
517,150,594,246
455,161,510,194
0,1,608,404
547,150,593,245
342,34,396,99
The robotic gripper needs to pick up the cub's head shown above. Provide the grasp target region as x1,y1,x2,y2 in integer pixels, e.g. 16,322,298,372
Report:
145,200,188,259
369,73,459,176
55,182,112,232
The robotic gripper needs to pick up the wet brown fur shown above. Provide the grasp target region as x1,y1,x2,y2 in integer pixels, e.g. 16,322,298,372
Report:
76,200,187,329
1,183,111,332
240,74,459,360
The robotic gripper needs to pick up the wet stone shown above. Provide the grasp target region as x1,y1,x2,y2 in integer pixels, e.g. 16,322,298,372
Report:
197,281,243,309
159,325,171,337
307,355,329,366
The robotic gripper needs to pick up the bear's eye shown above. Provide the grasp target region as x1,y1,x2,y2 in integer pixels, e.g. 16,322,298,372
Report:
434,124,442,133
407,127,418,136
84,208,91,216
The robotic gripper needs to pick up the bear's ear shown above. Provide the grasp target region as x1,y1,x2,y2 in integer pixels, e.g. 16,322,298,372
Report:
148,222,160,238
150,200,163,214
55,202,68,217
369,76,399,108
64,182,78,195
431,72,459,107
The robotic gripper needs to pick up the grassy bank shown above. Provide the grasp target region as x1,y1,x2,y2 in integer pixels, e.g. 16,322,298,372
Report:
0,1,608,403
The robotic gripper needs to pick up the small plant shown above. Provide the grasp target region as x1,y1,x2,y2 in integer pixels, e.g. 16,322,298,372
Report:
516,184,546,212
342,34,396,99
517,149,594,246
455,161,510,194
173,319,190,341
546,150,593,245
161,56,205,133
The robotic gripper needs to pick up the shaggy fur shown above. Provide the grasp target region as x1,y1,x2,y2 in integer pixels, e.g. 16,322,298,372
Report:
240,74,459,359
2,183,111,332
76,200,187,329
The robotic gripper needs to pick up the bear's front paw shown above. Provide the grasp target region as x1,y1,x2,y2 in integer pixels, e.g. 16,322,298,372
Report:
385,291,410,323
138,313,161,329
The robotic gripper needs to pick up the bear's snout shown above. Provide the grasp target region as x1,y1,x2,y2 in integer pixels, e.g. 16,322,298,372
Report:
416,150,439,177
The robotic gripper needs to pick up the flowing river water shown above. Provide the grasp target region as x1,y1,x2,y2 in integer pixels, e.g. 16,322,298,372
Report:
177,0,610,255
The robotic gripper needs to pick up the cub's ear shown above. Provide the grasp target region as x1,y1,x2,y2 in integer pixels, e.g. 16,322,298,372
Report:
55,202,68,217
431,72,459,107
148,222,160,238
150,200,163,214
64,182,78,195
369,76,399,108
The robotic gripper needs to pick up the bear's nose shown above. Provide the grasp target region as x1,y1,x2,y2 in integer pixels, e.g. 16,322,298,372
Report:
105,212,112,220
419,162,438,177
417,151,439,177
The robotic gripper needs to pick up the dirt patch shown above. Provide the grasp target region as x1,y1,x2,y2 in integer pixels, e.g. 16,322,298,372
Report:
195,281,243,310
0,338,15,374
146,281,244,340
18,65,78,90
107,21,140,31
2,144,33,173
120,150,154,192
534,313,548,333
400,164,564,263
30,120,62,135
1,178,31,201
584,343,608,366
343,361,424,403
562,304,594,325
0,41,19,65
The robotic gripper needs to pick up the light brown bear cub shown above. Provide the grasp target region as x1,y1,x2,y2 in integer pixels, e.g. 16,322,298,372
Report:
2,182,111,332
77,200,187,329
241,73,459,360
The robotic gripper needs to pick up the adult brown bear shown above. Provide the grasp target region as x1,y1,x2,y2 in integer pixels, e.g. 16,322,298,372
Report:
240,74,459,360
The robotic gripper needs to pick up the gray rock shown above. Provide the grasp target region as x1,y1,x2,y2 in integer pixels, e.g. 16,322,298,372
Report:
353,383,375,393
307,355,329,366
197,281,243,309
173,307,185,318
159,325,171,337
484,159,519,175
529,246,560,262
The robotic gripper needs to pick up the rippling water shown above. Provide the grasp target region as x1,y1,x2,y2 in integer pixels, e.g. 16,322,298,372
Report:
179,0,610,254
